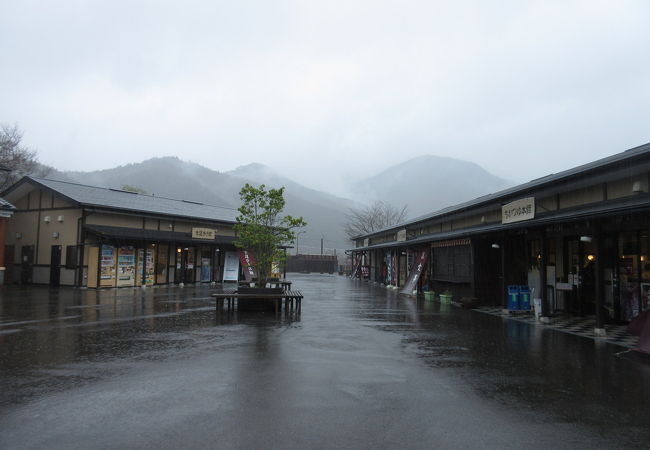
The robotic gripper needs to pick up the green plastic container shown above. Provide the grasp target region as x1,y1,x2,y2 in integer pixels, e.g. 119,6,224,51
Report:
439,294,453,304
424,291,435,301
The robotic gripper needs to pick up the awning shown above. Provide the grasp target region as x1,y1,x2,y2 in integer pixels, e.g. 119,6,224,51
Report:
84,224,237,245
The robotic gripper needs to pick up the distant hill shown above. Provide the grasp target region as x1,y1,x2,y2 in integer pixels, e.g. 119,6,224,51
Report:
52,157,357,254
48,154,513,252
348,155,513,218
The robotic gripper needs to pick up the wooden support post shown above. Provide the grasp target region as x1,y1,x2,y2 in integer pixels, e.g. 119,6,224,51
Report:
540,232,549,317
594,224,606,335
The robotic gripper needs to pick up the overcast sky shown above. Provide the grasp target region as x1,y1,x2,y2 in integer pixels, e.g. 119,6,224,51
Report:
2,0,650,194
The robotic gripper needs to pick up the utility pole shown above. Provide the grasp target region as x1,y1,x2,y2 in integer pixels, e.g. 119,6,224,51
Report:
321,236,324,255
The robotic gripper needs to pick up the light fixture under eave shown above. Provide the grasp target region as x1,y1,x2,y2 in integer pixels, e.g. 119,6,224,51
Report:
491,243,500,249
580,236,593,242
587,254,595,261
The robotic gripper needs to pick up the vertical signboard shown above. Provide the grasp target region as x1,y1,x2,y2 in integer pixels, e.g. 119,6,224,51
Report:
351,255,362,279
223,251,240,281
399,248,429,296
239,250,257,282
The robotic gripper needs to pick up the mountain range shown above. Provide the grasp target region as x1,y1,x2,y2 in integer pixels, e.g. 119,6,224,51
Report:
49,155,513,254
347,155,512,217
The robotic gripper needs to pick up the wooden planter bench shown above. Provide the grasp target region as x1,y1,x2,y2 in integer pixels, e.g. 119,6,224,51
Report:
212,287,303,314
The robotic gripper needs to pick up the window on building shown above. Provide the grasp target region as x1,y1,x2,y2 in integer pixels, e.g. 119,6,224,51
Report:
432,241,472,282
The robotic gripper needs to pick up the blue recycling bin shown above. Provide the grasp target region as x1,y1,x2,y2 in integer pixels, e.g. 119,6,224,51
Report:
507,285,520,310
519,286,531,310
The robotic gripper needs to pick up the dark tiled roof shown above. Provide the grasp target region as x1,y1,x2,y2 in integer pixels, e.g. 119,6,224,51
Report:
352,193,650,251
23,177,239,223
357,141,650,238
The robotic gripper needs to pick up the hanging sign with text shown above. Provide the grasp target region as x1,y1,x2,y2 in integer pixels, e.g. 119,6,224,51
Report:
192,228,216,240
502,197,535,224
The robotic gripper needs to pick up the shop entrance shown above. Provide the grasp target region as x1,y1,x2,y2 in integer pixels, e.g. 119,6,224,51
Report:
564,237,596,316
176,247,196,284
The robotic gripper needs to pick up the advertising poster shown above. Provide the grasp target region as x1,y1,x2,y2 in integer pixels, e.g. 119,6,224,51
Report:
100,245,115,282
223,251,240,281
201,257,211,282
136,249,155,286
117,246,136,287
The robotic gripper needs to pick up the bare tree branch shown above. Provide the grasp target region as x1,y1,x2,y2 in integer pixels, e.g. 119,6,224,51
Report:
0,124,50,191
344,201,408,239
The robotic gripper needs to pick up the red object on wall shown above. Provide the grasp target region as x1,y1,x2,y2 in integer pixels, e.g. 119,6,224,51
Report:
238,249,257,281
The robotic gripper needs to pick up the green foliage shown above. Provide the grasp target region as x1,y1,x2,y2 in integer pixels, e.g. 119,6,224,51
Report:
234,184,306,285
121,184,148,194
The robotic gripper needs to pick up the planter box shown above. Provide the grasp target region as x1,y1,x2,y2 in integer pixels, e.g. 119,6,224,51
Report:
237,287,283,311
439,294,453,304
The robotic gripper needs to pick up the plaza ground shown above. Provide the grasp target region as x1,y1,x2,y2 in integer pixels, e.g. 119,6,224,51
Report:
1,274,649,449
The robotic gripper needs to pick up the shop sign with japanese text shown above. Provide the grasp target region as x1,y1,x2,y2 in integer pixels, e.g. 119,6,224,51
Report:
502,197,535,224
192,228,216,240
397,229,407,242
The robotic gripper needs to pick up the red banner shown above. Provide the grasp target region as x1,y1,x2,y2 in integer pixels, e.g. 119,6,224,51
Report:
239,250,257,281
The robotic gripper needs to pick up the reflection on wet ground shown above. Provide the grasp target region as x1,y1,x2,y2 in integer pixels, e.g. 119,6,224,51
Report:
1,274,649,449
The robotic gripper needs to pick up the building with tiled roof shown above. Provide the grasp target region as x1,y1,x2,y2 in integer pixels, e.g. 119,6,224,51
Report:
350,142,650,332
2,176,242,287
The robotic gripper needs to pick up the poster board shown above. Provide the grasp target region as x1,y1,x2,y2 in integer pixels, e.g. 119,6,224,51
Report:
223,251,240,281
100,245,116,287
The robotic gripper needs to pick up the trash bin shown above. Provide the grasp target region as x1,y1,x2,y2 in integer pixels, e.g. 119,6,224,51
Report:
519,286,531,310
507,285,520,310
533,298,542,320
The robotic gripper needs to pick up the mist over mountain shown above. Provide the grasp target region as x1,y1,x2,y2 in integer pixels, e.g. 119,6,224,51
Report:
348,155,513,218
48,154,513,253
53,157,357,254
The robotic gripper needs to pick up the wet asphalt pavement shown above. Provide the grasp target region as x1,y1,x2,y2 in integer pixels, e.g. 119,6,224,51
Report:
1,273,650,449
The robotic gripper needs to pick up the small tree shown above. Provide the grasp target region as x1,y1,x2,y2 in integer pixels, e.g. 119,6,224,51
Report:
0,124,50,190
234,184,306,286
344,200,408,239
